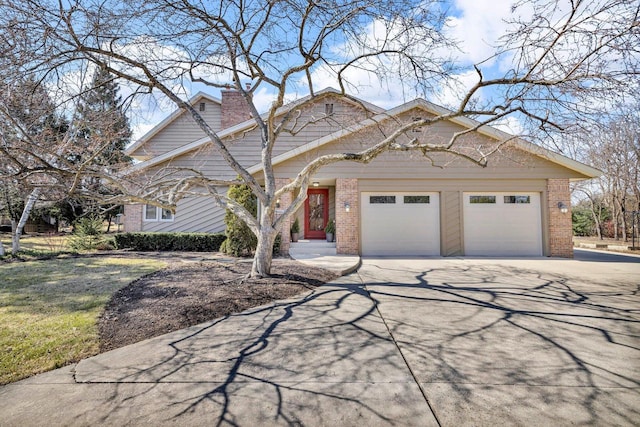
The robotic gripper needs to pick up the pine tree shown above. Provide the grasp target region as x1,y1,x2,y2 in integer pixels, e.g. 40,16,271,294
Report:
71,66,132,225
76,66,132,168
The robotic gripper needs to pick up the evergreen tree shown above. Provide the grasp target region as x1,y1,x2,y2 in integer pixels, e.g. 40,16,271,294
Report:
71,66,132,224
220,184,258,257
76,66,132,168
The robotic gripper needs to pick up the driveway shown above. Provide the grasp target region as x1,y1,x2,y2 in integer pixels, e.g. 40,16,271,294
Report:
360,250,640,426
1,249,638,426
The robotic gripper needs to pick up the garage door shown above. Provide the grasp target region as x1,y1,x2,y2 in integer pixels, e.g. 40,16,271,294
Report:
361,192,440,256
463,192,542,256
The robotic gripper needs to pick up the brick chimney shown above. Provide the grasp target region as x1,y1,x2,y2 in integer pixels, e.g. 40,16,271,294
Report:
221,88,252,129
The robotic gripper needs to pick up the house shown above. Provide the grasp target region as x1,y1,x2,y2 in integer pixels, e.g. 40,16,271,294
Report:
123,88,599,258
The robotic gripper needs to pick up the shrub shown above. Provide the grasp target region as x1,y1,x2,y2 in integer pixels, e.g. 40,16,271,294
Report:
220,184,258,257
113,232,226,251
291,217,300,234
68,216,106,251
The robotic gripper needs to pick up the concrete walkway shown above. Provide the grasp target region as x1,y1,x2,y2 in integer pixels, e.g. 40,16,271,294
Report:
1,250,638,426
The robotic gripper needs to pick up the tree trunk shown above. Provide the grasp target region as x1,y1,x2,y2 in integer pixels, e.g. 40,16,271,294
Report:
12,188,40,253
251,226,278,278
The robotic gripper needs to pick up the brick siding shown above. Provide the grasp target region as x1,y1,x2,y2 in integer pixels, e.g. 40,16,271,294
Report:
335,178,359,255
123,204,143,232
221,90,252,130
547,179,573,258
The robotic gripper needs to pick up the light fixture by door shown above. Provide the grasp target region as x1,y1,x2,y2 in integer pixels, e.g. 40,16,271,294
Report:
557,202,568,214
344,202,351,212
312,181,319,187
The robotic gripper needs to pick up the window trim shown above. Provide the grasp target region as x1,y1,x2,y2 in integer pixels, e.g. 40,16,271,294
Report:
160,208,174,222
144,204,158,221
143,205,174,222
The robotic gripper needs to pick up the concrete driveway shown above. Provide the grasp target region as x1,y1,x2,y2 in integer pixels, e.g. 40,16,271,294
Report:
1,249,638,426
359,250,640,426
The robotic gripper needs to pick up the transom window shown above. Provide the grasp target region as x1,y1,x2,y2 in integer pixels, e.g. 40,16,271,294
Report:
504,195,531,204
404,195,430,204
370,195,396,204
469,195,496,204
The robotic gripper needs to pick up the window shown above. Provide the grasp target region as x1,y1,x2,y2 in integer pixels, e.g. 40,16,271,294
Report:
144,204,158,220
160,208,174,221
404,195,430,204
412,117,423,132
370,195,396,204
504,195,531,204
325,103,334,115
144,205,174,222
199,102,206,112
469,195,496,204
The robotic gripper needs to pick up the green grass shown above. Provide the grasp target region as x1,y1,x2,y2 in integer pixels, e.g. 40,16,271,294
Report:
0,257,166,384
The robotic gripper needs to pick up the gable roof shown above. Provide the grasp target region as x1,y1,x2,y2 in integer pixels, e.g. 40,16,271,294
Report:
128,87,384,172
125,91,221,156
128,88,600,180
246,98,601,180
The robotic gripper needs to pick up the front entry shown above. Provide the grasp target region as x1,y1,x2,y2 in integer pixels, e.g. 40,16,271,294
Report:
304,188,329,239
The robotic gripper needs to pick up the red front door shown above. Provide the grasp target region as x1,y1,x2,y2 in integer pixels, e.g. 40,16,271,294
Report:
305,189,329,239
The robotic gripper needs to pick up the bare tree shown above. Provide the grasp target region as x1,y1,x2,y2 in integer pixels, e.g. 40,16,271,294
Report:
0,0,638,274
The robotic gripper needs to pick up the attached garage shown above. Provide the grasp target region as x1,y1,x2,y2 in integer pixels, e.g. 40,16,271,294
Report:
361,192,440,256
463,192,543,256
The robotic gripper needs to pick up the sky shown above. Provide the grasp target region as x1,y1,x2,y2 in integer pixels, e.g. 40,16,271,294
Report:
127,0,535,140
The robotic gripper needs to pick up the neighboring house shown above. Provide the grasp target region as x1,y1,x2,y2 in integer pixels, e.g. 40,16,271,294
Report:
124,88,599,258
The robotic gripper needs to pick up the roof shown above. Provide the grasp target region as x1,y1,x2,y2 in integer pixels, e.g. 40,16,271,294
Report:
125,91,222,156
128,87,384,172
246,98,601,180
129,88,600,180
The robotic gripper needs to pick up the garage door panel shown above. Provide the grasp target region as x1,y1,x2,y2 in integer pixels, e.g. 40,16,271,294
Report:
463,192,542,256
361,192,440,256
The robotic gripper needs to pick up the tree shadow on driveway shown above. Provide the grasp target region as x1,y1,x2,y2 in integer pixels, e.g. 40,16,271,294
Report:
361,259,640,426
69,277,438,426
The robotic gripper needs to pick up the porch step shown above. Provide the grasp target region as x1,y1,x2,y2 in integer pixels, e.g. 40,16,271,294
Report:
289,240,337,256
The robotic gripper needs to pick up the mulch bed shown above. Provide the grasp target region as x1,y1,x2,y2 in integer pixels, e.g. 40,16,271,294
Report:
98,258,338,352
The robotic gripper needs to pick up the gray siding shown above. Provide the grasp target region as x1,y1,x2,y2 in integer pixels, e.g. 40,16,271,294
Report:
148,96,371,180
441,191,462,256
142,195,226,233
273,108,581,180
131,99,222,158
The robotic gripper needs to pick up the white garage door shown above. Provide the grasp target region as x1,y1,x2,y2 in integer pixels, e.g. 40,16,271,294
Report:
463,192,542,256
361,192,440,256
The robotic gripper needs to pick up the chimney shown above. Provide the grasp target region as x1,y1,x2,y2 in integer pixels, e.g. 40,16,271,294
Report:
221,88,252,130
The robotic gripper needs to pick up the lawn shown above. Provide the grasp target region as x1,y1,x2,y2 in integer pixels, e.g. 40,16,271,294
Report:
0,233,71,257
0,256,165,384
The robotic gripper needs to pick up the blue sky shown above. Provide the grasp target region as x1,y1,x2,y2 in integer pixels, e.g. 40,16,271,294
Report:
126,0,537,140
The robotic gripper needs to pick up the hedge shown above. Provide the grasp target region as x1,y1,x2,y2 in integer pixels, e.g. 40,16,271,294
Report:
114,232,226,252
